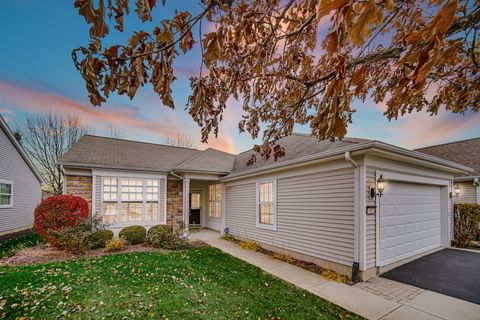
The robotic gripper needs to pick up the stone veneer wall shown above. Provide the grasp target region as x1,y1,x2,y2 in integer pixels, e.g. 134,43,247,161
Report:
167,180,183,232
65,175,93,213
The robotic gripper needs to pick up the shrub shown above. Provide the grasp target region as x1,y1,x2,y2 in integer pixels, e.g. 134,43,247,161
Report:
89,230,114,249
220,233,235,242
148,225,189,250
57,216,108,254
240,241,261,251
119,226,146,245
106,236,127,251
454,203,480,247
34,195,89,247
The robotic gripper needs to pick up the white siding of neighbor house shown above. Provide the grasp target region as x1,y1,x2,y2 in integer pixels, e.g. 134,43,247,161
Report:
0,126,41,234
226,167,355,266
454,181,477,204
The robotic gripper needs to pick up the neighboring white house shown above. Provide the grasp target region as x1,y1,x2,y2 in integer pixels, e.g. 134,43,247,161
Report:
59,134,471,281
0,115,43,236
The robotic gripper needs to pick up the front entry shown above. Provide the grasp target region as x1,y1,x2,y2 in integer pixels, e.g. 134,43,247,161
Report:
189,192,201,225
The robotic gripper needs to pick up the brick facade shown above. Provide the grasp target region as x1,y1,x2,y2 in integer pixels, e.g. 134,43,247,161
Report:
65,175,93,213
167,180,184,232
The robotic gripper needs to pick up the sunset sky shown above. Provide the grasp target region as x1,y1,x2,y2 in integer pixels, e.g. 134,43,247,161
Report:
0,1,478,154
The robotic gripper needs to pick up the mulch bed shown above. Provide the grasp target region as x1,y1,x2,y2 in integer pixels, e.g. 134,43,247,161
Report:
230,238,353,284
0,240,208,266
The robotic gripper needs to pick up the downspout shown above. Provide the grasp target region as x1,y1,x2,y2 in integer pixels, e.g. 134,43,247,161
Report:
345,151,360,282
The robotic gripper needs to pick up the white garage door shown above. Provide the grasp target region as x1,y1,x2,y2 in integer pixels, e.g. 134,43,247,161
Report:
379,182,442,266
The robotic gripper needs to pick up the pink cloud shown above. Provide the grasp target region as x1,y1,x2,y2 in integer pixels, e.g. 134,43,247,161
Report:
0,81,186,137
0,81,238,153
386,110,480,149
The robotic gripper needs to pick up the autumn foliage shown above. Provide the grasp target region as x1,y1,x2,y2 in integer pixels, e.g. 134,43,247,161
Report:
73,0,479,163
34,195,89,247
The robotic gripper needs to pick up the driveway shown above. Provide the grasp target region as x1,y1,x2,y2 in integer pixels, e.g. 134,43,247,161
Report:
381,248,480,304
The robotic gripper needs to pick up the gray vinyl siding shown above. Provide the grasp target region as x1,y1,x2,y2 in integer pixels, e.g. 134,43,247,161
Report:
226,167,355,266
454,181,477,204
0,127,41,233
365,167,377,268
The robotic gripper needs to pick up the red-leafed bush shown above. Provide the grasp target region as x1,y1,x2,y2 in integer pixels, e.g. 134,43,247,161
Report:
34,195,89,247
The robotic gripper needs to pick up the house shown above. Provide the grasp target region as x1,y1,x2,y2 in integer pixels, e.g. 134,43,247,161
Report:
58,134,471,280
416,138,480,204
0,115,43,236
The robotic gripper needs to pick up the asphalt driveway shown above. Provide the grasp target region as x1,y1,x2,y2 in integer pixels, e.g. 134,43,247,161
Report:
381,249,480,304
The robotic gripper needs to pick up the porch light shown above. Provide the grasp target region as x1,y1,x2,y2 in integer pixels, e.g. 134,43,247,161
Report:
454,184,461,197
376,175,386,197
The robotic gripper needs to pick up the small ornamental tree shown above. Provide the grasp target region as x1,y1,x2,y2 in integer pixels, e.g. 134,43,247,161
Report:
34,195,89,247
453,203,480,248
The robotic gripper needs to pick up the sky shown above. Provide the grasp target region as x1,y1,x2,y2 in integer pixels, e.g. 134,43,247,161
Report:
0,1,478,154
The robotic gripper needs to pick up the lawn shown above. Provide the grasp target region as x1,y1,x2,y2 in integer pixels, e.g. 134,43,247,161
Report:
0,233,43,259
0,247,360,319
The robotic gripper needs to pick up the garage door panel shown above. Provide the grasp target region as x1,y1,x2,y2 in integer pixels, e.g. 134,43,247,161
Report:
380,182,442,266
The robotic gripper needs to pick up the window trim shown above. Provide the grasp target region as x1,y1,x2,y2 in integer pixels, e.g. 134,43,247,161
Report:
208,184,222,219
255,179,277,231
0,179,13,208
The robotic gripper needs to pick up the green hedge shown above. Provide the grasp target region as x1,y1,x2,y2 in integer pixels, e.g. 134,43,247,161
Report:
119,226,146,245
454,203,480,247
89,230,114,249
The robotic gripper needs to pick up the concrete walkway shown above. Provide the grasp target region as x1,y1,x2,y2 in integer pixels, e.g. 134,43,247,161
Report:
191,229,480,320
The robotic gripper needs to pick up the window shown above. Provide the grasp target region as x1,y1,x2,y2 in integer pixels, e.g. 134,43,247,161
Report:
102,178,118,223
256,181,276,230
0,180,13,208
101,177,162,224
191,193,200,210
208,184,222,218
121,179,143,222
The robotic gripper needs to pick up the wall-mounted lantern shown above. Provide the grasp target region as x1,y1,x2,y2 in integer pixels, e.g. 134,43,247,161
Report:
370,174,386,198
454,184,461,197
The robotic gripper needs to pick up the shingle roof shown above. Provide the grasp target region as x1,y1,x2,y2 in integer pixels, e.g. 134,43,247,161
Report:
229,133,371,175
174,148,235,173
59,135,201,172
415,137,480,177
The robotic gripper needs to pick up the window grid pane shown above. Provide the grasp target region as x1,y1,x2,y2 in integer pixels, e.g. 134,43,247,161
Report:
102,202,118,223
258,182,274,225
208,184,222,218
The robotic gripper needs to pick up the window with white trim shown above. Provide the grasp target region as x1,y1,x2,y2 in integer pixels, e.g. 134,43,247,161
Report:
257,181,276,230
208,184,222,218
0,180,13,208
101,178,161,224
102,178,118,223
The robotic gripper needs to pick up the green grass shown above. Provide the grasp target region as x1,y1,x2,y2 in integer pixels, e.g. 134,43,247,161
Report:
0,233,43,259
0,247,360,320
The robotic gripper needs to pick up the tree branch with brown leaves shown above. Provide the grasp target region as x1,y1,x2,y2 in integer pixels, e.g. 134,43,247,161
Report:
73,0,480,164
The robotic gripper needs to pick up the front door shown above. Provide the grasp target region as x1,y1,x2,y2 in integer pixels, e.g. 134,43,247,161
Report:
189,192,201,225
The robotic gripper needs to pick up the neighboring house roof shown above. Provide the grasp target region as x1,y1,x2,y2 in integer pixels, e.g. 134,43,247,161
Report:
174,148,235,174
0,115,43,183
231,133,370,175
415,137,480,178
58,135,201,173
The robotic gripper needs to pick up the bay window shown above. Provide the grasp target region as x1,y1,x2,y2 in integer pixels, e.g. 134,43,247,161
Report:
256,180,276,230
101,177,162,225
208,184,222,218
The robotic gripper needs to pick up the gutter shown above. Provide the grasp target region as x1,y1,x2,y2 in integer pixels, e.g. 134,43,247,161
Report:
344,151,358,168
170,170,183,180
